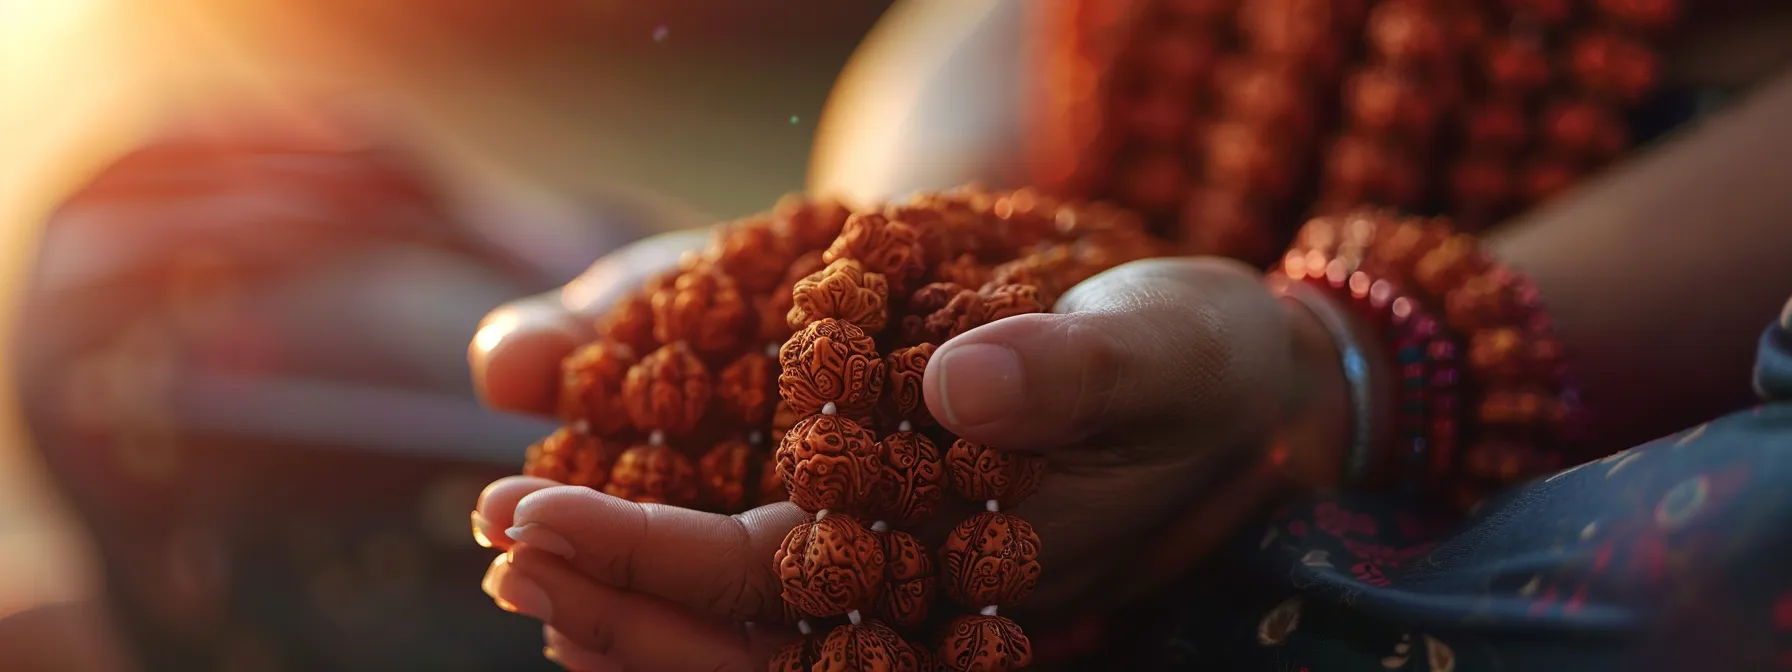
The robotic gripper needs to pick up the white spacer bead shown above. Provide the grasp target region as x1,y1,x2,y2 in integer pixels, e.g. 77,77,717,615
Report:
985,500,1000,513
572,420,590,434
649,430,666,446
796,619,813,636
898,420,913,433
870,520,889,533
980,605,999,617
765,343,780,357
747,430,765,446
847,610,863,626
821,402,838,416
815,509,830,522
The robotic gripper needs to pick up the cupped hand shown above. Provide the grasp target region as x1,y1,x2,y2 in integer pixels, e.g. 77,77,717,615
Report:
471,256,1349,671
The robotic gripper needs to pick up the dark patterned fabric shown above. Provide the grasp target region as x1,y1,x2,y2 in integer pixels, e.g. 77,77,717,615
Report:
1157,296,1792,671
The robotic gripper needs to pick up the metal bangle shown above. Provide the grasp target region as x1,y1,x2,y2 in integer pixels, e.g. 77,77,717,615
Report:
1278,279,1377,486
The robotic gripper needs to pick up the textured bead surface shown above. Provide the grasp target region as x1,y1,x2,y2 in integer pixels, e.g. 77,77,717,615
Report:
945,440,1046,506
651,269,750,355
937,615,1032,672
977,284,1046,323
779,318,886,416
622,343,712,436
815,621,913,672
717,351,776,426
825,213,929,292
882,344,937,426
522,428,619,490
941,512,1043,608
757,251,830,343
604,443,698,505
873,529,937,630
776,413,882,513
789,258,891,333
557,341,637,435
774,515,885,617
757,456,787,506
768,636,822,672
596,291,658,355
774,195,853,251
697,439,754,512
873,431,945,527
706,218,791,294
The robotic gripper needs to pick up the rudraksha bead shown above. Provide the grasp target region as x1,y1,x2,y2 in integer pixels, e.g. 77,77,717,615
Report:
758,456,787,506
1367,0,1448,66
706,218,793,294
873,529,937,630
941,512,1043,608
758,251,831,344
872,430,945,527
1204,121,1298,199
1121,86,1197,145
1469,328,1527,382
772,400,802,445
775,194,853,251
769,636,823,672
1505,0,1572,26
1596,0,1678,31
604,442,698,505
1114,150,1186,214
596,291,658,355
1541,98,1626,160
1462,99,1529,155
650,269,750,356
945,440,1046,507
774,514,885,617
1135,28,1218,85
1479,389,1563,428
622,343,712,436
698,439,754,512
825,213,929,293
882,344,936,427
1345,67,1442,139
1568,30,1660,103
557,341,636,435
717,351,776,426
1449,156,1513,218
934,254,992,290
776,412,882,513
1520,157,1582,203
936,614,1033,672
977,284,1046,323
522,427,619,490
779,319,886,417
790,259,892,333
1220,64,1315,137
903,283,984,345
1481,37,1551,95
816,621,913,672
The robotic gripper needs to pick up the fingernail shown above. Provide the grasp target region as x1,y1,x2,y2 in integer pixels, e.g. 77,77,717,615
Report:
471,511,500,548
506,523,576,560
544,644,620,672
482,554,554,620
934,343,1026,427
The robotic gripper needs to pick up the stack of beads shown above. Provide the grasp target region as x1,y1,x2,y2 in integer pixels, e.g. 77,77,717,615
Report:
521,186,1169,670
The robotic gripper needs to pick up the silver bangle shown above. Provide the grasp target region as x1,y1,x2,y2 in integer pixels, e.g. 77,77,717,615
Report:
1276,278,1377,486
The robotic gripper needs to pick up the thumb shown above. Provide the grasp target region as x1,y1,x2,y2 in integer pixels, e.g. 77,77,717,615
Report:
922,257,1291,451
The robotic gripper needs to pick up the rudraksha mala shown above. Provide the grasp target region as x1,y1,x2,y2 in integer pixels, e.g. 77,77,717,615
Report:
1031,0,1682,262
1274,208,1585,510
522,186,1166,670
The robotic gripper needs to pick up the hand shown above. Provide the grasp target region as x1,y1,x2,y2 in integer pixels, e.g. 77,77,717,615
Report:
471,256,1351,671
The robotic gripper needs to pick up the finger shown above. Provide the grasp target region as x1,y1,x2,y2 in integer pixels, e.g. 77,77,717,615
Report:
484,547,786,672
924,257,1291,451
499,487,808,622
470,227,710,414
472,476,561,550
543,626,625,672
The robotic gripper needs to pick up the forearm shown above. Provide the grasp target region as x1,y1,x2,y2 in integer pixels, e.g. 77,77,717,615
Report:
1486,64,1792,450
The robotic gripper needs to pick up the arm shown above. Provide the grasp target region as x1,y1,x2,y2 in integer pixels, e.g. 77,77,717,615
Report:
1488,64,1792,450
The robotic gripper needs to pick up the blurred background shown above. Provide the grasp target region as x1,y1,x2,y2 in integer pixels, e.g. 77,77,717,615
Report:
0,0,903,669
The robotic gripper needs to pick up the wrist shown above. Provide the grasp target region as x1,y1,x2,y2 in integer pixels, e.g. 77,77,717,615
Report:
1268,275,1395,494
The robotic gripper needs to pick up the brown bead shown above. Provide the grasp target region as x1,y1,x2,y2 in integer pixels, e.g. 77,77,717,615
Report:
557,341,637,435
1181,188,1276,264
779,319,886,417
774,194,853,251
1345,67,1440,138
1569,31,1660,103
815,621,912,672
768,636,823,672
1482,37,1551,95
874,529,938,630
777,413,882,513
651,269,750,356
772,400,802,445
790,259,892,333
936,615,1032,672
1449,156,1513,217
873,431,946,527
882,344,936,426
1413,235,1489,297
934,254,992,290
1520,157,1582,204
825,213,929,293
976,284,1046,322
902,283,984,345
1444,271,1515,330
604,442,698,505
1204,121,1296,199
716,351,776,426
945,440,1046,507
522,428,620,489
1135,29,1219,85
1504,0,1572,26
758,251,830,344
1367,0,1448,66
1595,0,1678,31
758,456,788,506
1219,64,1315,137
596,291,658,354
1114,150,1186,215
774,514,885,617
1479,389,1562,428
1469,328,1527,382
622,343,712,436
941,512,1043,608
1541,98,1626,160
698,439,754,512
1120,86,1196,145
1462,99,1529,155
1237,0,1349,75
705,218,791,294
